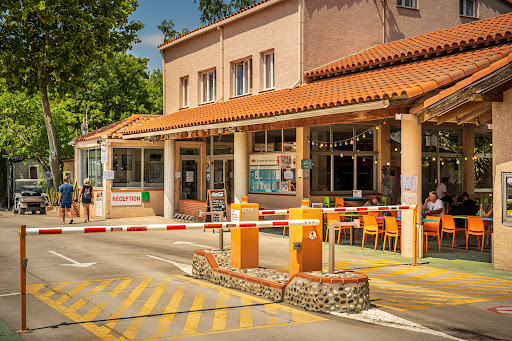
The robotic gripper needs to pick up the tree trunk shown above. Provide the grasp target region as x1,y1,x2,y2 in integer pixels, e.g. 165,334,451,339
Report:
38,81,61,189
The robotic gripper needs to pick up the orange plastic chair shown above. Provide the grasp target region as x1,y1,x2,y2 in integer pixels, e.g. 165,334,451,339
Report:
335,197,345,207
423,216,441,253
362,215,383,251
466,216,492,252
282,214,289,238
369,211,384,236
325,213,349,245
383,217,401,254
440,215,465,248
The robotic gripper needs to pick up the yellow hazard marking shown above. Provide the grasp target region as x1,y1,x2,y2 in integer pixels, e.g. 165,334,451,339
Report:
276,259,512,312
27,275,326,340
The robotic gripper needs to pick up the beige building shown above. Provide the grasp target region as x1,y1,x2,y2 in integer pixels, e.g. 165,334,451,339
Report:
75,2,512,270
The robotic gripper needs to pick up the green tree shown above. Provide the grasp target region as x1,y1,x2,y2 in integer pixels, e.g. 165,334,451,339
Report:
157,19,190,42
194,0,258,24
0,0,143,188
76,53,160,131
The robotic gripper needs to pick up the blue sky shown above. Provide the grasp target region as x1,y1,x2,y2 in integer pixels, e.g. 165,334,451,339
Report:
129,0,203,71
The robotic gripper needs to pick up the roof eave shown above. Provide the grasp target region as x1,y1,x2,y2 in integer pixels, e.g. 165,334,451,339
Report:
122,99,390,139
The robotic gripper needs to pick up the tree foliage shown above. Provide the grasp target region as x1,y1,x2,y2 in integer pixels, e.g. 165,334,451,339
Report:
157,19,190,42
0,0,143,188
194,0,258,24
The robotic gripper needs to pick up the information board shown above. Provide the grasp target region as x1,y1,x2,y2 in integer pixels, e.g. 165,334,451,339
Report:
249,153,296,193
207,189,227,222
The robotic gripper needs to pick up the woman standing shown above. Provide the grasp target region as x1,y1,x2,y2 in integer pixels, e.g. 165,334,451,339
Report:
79,178,94,223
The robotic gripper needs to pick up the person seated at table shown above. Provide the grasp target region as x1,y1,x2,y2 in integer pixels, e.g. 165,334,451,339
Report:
423,191,444,216
461,192,478,216
364,196,380,206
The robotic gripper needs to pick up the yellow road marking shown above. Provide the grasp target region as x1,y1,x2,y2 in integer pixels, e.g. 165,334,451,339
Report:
211,292,229,331
181,293,205,335
29,275,327,341
152,286,185,338
123,279,168,340
104,278,152,330
41,283,69,298
239,297,253,328
109,278,133,297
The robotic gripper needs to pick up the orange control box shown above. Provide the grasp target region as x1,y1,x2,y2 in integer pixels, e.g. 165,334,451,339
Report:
288,208,323,277
230,202,259,269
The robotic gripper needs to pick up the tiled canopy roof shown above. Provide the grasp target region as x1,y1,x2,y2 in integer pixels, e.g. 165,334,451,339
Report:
305,12,512,78
158,0,274,50
124,43,512,135
75,114,161,142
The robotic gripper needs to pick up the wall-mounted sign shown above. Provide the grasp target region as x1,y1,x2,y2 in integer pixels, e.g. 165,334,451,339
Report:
301,159,312,169
111,192,142,206
96,190,103,217
103,170,114,179
101,142,108,163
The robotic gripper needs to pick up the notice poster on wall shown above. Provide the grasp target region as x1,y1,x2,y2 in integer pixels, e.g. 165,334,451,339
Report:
96,190,103,217
249,153,296,194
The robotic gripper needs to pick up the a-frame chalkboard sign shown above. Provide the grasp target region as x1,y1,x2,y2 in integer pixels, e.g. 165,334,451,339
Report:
206,189,227,222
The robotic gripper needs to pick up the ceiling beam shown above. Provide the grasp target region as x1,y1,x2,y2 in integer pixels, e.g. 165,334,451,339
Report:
468,93,503,102
477,112,493,125
456,104,492,125
435,102,485,125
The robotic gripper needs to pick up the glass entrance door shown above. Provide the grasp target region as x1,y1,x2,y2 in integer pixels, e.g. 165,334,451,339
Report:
181,159,198,200
212,159,233,203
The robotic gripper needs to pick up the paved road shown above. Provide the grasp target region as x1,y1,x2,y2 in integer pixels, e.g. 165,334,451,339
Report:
0,213,510,340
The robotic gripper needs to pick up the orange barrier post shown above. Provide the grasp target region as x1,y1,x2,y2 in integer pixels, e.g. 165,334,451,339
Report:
288,208,323,278
230,199,260,269
413,204,418,266
17,225,29,333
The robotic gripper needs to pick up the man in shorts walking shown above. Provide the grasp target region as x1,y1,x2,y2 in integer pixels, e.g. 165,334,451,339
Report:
58,176,74,224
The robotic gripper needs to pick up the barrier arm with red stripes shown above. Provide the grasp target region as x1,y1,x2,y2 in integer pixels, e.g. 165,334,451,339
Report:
259,204,416,216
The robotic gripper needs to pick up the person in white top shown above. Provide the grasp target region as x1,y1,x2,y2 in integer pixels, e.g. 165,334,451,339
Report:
436,177,449,201
423,191,444,216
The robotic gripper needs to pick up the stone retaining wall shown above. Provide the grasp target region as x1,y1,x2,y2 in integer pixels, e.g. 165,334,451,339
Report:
192,249,370,314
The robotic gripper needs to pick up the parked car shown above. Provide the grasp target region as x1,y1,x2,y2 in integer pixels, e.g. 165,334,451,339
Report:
12,179,46,214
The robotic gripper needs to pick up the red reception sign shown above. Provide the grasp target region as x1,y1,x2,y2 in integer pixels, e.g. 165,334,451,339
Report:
111,192,142,206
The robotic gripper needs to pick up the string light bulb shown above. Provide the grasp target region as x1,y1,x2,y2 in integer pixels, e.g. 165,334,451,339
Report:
376,126,380,130
340,152,344,158
374,160,378,164
456,159,460,165
433,157,436,161
465,157,468,161
362,134,366,138
386,161,390,166
350,140,354,145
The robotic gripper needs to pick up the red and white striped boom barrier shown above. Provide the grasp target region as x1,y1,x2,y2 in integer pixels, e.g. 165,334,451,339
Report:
22,219,320,236
259,205,416,216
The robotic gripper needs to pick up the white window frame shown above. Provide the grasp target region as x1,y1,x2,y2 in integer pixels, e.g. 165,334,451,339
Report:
397,0,416,9
201,70,216,104
263,52,275,90
234,59,252,97
182,77,189,108
460,0,476,17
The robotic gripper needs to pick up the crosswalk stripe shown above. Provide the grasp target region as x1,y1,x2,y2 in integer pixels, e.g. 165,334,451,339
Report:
104,278,152,330
239,297,254,328
41,283,69,298
54,282,91,306
67,280,113,313
109,278,133,297
123,279,168,340
264,303,280,325
182,293,206,335
211,292,229,331
152,286,185,338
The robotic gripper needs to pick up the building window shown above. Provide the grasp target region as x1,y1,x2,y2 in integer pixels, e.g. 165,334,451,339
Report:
201,70,216,103
460,0,476,17
263,52,274,90
181,77,189,108
310,124,377,193
397,0,416,9
144,149,164,187
474,131,492,191
252,129,296,152
83,148,103,187
234,59,252,97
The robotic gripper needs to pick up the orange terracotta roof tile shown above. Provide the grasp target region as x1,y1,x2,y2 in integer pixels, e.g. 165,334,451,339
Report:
75,114,162,142
124,43,512,136
158,0,274,50
306,12,512,78
412,52,512,114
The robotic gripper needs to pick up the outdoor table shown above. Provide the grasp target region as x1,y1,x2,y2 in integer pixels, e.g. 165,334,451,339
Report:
452,215,493,221
335,196,372,200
